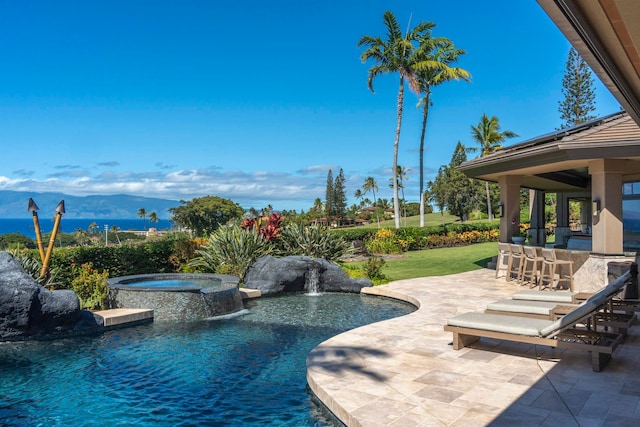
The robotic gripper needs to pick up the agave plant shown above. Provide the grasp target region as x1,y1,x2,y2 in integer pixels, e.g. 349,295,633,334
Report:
279,224,351,261
7,249,61,289
188,225,272,281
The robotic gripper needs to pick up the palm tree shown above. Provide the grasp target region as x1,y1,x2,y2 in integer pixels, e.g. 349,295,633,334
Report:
354,189,364,205
416,38,471,227
149,211,159,227
137,208,147,230
110,225,121,245
467,113,518,220
359,11,438,229
362,176,379,207
362,176,380,226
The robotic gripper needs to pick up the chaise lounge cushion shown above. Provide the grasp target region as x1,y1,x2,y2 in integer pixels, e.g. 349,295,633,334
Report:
512,290,576,303
446,312,553,336
486,299,568,315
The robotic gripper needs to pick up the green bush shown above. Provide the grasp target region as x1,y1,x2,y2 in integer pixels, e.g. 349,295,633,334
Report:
341,257,388,286
279,224,351,261
189,226,272,280
363,257,387,283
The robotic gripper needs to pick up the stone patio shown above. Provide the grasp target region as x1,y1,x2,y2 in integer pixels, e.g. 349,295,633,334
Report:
306,269,640,426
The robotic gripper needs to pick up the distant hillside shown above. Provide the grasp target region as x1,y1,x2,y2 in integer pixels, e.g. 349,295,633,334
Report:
0,191,180,219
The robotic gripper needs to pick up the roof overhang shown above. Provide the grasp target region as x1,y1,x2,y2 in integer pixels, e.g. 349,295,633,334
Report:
537,0,640,125
459,112,640,192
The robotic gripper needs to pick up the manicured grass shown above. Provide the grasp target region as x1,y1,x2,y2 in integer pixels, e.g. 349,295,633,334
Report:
365,242,499,281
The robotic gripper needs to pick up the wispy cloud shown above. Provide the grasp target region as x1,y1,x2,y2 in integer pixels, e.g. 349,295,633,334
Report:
155,162,176,170
296,165,337,175
54,164,82,170
48,170,91,178
12,169,34,177
98,161,120,167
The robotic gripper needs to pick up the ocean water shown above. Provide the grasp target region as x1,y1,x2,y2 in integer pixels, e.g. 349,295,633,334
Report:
0,218,175,238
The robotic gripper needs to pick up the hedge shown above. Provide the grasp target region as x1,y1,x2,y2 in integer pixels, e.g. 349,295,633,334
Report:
332,222,500,251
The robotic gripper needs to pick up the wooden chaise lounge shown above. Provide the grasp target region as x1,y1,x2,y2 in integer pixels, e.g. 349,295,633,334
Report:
484,297,636,332
444,270,634,372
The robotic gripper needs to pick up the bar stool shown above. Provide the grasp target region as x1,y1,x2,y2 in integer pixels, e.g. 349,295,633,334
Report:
507,244,524,282
520,246,544,288
495,242,510,279
539,248,574,291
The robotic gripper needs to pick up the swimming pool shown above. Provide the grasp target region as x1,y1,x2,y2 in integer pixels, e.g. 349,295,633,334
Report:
0,293,415,426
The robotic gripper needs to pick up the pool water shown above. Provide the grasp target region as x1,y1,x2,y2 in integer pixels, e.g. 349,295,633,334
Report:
0,293,415,426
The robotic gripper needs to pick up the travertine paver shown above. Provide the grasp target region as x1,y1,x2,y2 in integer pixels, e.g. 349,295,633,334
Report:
306,269,640,426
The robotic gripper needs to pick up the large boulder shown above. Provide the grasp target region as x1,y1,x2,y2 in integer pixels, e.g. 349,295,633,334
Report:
0,251,82,339
243,255,372,295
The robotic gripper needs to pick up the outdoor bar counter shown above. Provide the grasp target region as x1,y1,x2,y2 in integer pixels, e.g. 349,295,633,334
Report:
536,243,638,292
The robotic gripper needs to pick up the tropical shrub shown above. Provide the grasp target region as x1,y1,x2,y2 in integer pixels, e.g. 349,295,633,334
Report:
341,256,388,286
70,262,109,310
279,223,351,261
363,256,388,284
189,226,272,280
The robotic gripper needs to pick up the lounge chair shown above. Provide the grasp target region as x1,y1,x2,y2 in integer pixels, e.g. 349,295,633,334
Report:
485,298,635,333
444,268,635,371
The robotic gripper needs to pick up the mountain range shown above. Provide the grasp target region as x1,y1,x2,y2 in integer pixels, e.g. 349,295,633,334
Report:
0,191,180,219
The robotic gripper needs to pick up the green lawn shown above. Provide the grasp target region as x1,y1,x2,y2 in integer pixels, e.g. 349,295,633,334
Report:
366,242,499,281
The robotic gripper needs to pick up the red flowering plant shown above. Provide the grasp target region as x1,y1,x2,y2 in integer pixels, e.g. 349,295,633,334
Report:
240,212,283,241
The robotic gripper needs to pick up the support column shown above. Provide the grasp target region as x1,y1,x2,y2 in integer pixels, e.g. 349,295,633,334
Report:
589,159,625,255
554,193,570,246
529,189,546,246
498,175,522,243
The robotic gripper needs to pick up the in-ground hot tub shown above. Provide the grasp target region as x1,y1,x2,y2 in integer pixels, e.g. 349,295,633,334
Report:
107,273,244,321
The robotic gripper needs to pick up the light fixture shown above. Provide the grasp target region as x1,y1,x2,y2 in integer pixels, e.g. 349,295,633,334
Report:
592,199,600,216
498,201,504,218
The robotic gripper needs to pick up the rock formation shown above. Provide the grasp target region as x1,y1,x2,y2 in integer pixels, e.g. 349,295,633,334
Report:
0,251,87,340
243,255,372,295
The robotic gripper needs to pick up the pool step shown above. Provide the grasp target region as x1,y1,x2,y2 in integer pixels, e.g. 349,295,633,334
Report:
239,287,261,299
92,308,154,328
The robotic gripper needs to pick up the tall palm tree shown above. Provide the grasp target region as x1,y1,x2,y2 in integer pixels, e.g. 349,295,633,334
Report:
416,38,471,227
359,11,439,229
137,208,147,231
467,113,518,220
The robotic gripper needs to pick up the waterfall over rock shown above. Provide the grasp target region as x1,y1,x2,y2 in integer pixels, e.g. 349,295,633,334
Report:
243,255,372,295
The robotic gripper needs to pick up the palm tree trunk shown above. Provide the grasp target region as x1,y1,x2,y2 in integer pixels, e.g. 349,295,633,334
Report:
419,91,430,227
393,78,404,229
485,180,493,221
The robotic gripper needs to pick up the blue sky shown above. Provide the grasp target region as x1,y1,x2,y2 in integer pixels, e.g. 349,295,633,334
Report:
0,1,622,213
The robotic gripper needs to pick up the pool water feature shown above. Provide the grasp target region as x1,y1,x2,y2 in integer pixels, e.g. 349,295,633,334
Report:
108,273,243,321
0,293,415,426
